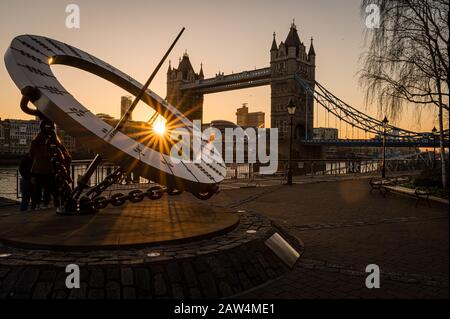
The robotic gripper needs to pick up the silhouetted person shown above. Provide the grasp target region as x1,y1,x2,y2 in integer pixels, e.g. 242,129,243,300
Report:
29,119,73,210
18,153,33,211
30,122,54,210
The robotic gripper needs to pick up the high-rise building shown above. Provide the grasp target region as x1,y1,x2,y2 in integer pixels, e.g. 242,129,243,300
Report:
0,118,76,155
236,103,265,128
121,96,133,121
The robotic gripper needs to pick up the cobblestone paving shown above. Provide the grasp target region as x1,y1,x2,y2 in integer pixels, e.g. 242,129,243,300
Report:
0,210,302,299
0,177,448,299
240,260,448,299
211,178,449,299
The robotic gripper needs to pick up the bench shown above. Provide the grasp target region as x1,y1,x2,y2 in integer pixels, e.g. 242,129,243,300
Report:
383,186,431,207
369,176,411,195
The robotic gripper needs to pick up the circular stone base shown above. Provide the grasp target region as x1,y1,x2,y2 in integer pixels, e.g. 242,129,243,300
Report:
0,210,304,299
0,201,239,250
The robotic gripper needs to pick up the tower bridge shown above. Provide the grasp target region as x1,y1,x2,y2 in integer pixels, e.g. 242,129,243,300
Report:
166,21,448,149
179,67,271,94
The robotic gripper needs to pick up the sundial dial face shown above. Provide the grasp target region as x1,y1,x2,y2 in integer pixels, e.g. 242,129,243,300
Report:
4,35,225,193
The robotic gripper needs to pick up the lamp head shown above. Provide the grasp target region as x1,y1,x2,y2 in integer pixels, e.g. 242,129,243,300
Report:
287,99,296,115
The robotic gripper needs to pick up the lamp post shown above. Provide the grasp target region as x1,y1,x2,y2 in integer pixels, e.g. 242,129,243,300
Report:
381,116,389,179
287,99,296,186
432,126,437,168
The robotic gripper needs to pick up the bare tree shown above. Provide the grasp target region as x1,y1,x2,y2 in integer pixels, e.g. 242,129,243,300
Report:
360,0,449,188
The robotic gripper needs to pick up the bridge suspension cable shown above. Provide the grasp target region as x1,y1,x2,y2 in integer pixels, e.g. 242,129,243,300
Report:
294,73,446,140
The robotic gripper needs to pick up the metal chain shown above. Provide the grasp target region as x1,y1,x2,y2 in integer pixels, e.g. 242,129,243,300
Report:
45,128,73,208
21,91,210,215
45,130,215,212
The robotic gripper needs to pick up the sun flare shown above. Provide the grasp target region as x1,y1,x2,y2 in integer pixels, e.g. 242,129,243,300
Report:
152,117,166,135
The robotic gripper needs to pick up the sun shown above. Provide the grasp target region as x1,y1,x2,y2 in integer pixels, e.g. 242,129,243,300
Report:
152,117,166,135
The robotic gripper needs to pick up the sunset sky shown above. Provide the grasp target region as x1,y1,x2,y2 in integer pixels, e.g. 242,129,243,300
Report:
0,0,442,137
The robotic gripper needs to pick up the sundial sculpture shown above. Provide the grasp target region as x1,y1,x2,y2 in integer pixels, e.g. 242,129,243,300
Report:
4,31,225,212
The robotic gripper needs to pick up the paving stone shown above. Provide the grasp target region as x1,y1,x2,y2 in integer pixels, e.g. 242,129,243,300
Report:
198,272,218,298
68,282,88,299
106,267,120,281
254,263,269,281
188,287,202,299
80,268,90,282
255,253,270,269
123,287,136,299
88,289,105,299
193,258,209,273
121,267,134,286
237,272,252,290
171,284,185,299
0,268,23,298
206,257,226,279
150,264,165,274
39,270,57,282
166,262,182,283
266,268,277,278
89,269,105,288
53,271,69,290
154,273,167,296
229,255,246,273
244,263,258,279
135,268,151,291
13,268,40,293
106,281,121,299
218,281,234,297
0,268,9,279
181,261,197,287
32,282,53,299
52,290,68,299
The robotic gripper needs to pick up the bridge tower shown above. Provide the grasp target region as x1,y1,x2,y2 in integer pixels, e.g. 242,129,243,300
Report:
166,52,204,122
270,21,316,143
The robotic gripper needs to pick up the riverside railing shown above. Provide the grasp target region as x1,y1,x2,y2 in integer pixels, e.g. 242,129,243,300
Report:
0,157,437,200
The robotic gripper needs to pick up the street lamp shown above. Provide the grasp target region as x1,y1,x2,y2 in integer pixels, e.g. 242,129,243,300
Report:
432,126,437,168
287,99,296,186
381,116,389,179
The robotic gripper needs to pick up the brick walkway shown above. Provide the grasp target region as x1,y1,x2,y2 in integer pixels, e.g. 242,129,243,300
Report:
0,177,448,299
209,178,449,298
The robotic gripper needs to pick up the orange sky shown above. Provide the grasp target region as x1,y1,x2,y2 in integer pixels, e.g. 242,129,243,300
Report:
0,0,443,137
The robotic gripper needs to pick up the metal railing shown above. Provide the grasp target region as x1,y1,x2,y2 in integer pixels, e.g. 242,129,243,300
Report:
0,157,439,200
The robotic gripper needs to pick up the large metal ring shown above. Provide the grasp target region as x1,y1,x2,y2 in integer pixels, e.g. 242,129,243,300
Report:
5,35,225,193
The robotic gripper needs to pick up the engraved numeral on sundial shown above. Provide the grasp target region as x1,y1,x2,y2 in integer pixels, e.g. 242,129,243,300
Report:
28,36,55,55
40,85,68,95
19,40,48,57
45,38,66,54
161,158,174,168
101,128,109,134
12,48,44,65
194,163,213,180
17,63,54,78
133,145,145,158
68,107,88,117
108,130,117,139
64,43,82,58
